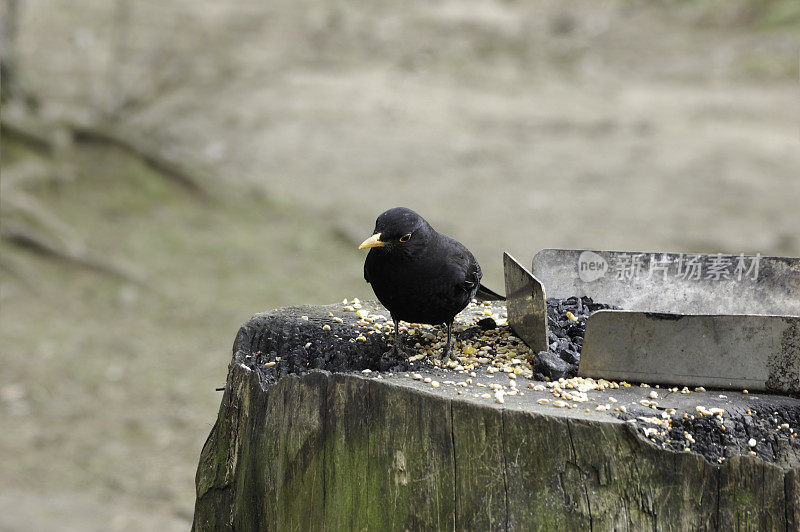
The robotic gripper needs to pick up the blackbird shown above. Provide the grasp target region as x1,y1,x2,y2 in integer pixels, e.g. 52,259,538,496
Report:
359,207,498,359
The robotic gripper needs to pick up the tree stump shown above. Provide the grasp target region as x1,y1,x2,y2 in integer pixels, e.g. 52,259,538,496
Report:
193,304,800,531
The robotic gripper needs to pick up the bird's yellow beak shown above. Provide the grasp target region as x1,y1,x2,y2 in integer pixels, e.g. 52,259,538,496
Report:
358,233,385,250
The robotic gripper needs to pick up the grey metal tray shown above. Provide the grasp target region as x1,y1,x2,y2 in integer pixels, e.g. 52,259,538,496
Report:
504,249,800,392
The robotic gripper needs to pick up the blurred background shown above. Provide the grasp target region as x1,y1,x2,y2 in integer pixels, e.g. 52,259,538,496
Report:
1,0,798,529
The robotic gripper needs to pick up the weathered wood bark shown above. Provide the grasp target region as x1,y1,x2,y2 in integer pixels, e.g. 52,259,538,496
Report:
193,306,800,531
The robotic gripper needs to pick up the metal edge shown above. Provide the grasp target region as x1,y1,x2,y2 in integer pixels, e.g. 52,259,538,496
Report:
503,252,549,353
534,247,800,264
579,310,800,393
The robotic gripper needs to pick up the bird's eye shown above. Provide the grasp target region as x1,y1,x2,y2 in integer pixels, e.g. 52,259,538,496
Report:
399,233,412,242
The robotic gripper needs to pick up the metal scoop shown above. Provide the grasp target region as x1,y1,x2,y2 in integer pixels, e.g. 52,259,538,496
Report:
505,249,800,393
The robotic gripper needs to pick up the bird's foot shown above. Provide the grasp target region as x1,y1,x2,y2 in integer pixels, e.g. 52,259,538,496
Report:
440,346,454,361
382,343,409,361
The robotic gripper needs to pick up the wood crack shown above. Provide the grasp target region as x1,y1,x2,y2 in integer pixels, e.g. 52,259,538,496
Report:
500,409,510,532
449,401,458,532
565,420,593,531
321,374,329,527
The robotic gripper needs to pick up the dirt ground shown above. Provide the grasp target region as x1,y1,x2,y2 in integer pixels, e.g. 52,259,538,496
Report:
1,0,798,529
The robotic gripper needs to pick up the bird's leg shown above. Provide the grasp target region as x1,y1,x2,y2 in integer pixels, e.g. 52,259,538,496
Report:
393,318,404,354
441,320,454,360
384,315,407,359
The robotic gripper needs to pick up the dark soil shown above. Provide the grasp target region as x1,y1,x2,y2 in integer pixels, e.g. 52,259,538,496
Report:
235,298,616,387
532,296,619,381
234,304,429,389
620,400,800,466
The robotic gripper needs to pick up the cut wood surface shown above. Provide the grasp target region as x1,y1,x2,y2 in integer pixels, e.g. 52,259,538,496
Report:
193,304,800,531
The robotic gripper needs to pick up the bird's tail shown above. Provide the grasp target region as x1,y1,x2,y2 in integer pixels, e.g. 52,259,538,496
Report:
476,283,505,301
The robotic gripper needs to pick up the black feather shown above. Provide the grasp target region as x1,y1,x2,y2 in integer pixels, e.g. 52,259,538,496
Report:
361,207,486,358
476,284,505,301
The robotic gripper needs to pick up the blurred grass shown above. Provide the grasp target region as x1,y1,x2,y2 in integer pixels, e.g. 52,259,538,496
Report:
0,134,373,526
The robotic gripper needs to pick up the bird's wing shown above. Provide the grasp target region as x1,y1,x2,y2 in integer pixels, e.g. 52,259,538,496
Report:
441,238,502,300
445,239,481,295
463,257,481,292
